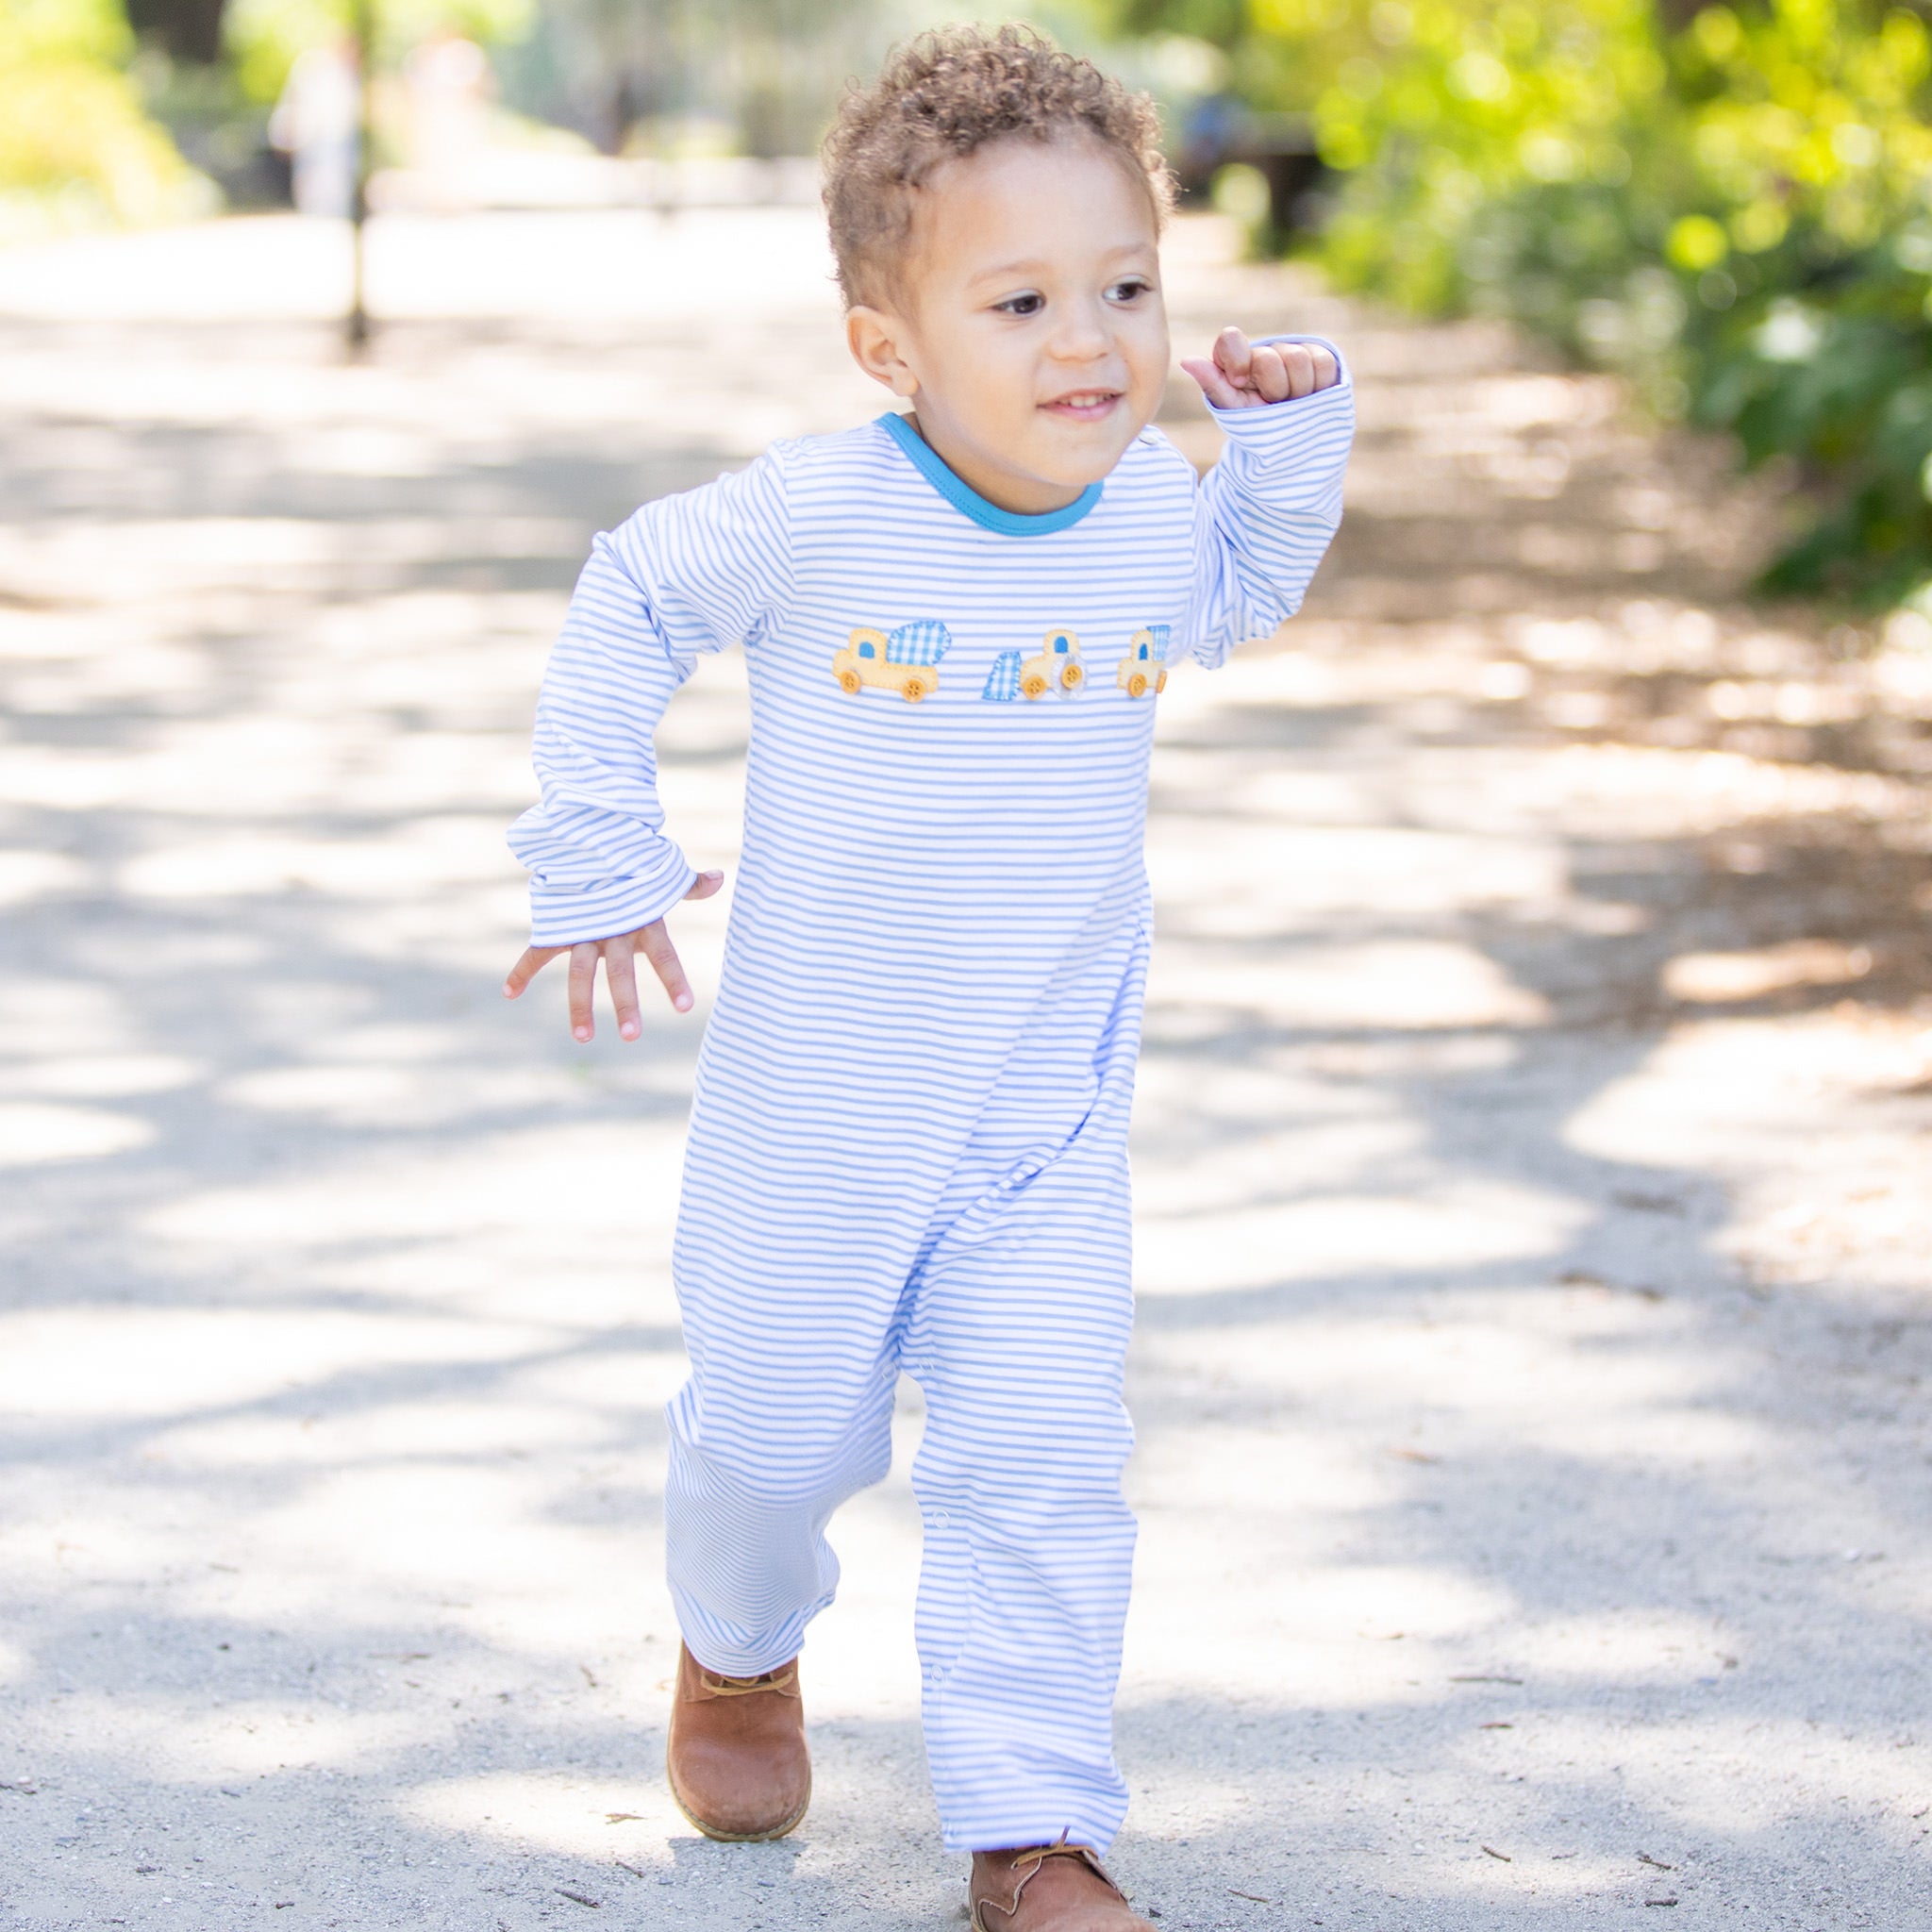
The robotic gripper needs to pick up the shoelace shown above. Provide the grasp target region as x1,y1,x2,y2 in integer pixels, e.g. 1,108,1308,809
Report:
976,1830,1128,1929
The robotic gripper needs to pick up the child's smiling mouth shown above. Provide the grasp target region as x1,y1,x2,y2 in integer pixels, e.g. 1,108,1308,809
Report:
1041,390,1123,422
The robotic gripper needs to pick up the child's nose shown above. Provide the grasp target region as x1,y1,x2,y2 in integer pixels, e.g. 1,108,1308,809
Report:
1047,299,1112,360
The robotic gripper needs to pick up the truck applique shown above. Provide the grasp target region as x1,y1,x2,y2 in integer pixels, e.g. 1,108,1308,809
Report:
1115,625,1170,698
1021,627,1083,698
833,620,952,702
982,627,1084,703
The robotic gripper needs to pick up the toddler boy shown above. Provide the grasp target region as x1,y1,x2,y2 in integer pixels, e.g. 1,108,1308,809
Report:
505,26,1351,1929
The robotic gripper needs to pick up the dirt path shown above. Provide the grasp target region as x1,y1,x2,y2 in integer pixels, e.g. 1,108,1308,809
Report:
0,209,1927,1931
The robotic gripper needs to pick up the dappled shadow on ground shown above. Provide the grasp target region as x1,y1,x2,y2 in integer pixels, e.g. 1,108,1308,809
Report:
0,216,1927,1930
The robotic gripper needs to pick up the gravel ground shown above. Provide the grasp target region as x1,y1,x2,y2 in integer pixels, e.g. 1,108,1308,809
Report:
1,208,1929,1932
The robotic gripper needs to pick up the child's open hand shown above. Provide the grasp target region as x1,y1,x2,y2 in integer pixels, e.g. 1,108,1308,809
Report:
503,869,724,1041
1182,326,1340,409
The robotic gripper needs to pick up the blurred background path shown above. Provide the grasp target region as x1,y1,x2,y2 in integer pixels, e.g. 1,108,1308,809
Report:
1,208,1929,1931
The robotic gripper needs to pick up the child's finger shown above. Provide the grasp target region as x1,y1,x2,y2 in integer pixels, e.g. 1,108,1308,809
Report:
1180,357,1245,409
605,938,643,1041
1307,343,1341,391
503,944,561,998
566,940,599,1041
1214,325,1253,387
638,922,695,1014
685,868,725,902
1250,344,1292,404
1284,342,1321,399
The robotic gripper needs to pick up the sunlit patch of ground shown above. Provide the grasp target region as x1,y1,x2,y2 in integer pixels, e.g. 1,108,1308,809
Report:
0,208,1926,1930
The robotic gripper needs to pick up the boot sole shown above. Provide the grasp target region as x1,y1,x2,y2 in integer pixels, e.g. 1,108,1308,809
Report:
665,1744,810,1843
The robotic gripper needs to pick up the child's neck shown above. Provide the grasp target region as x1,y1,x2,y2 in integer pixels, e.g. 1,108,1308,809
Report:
907,410,1092,517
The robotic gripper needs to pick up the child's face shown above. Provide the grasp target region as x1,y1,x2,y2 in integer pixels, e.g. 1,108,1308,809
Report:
847,135,1171,515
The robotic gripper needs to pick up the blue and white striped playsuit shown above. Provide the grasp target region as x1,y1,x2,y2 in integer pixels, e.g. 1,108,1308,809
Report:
509,362,1353,1854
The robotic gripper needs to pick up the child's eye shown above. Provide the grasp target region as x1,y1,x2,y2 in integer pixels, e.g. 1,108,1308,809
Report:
995,292,1045,317
1108,277,1153,304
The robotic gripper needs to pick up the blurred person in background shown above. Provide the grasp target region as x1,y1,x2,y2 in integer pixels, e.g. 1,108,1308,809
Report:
269,38,358,218
403,31,492,209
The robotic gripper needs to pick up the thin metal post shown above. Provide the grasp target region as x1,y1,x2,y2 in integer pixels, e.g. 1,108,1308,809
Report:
346,0,375,353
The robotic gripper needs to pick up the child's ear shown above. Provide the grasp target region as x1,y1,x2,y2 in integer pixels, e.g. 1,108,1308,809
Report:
846,307,920,398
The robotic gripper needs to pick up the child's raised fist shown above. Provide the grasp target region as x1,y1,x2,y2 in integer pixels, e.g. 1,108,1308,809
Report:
1182,326,1340,409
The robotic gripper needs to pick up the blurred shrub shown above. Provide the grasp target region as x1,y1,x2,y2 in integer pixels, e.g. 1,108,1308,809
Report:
1671,5,1932,606
222,0,341,107
0,0,210,236
1108,0,1932,608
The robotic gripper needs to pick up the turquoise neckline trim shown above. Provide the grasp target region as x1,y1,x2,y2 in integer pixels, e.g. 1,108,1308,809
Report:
878,411,1102,537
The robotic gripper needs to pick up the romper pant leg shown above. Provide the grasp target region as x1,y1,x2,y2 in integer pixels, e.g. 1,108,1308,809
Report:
899,1120,1139,1855
663,1272,901,1678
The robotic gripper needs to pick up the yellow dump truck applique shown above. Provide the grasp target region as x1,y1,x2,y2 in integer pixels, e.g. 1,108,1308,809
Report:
832,619,952,702
1115,625,1170,698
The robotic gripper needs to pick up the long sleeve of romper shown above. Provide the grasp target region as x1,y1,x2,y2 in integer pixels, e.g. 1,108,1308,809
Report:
508,451,794,946
1182,336,1355,668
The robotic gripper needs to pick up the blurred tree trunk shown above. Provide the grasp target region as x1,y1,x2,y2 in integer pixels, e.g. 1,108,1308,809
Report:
124,0,227,64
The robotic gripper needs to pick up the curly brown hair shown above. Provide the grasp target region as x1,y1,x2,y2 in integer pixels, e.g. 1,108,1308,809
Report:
822,25,1173,310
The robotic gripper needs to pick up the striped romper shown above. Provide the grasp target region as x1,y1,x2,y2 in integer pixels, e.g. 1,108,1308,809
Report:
509,361,1354,1854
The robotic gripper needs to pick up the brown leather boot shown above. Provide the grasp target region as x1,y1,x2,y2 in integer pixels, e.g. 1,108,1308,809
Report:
664,1642,810,1841
970,1839,1155,1931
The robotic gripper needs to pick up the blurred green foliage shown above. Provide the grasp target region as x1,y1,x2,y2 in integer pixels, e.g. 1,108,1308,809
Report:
0,0,210,235
1111,0,1932,608
0,0,537,239
224,0,530,108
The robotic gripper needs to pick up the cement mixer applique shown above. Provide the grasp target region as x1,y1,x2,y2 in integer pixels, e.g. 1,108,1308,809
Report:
833,620,953,702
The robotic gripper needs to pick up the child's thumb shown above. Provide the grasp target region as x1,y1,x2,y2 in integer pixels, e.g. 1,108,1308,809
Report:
1181,358,1233,405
